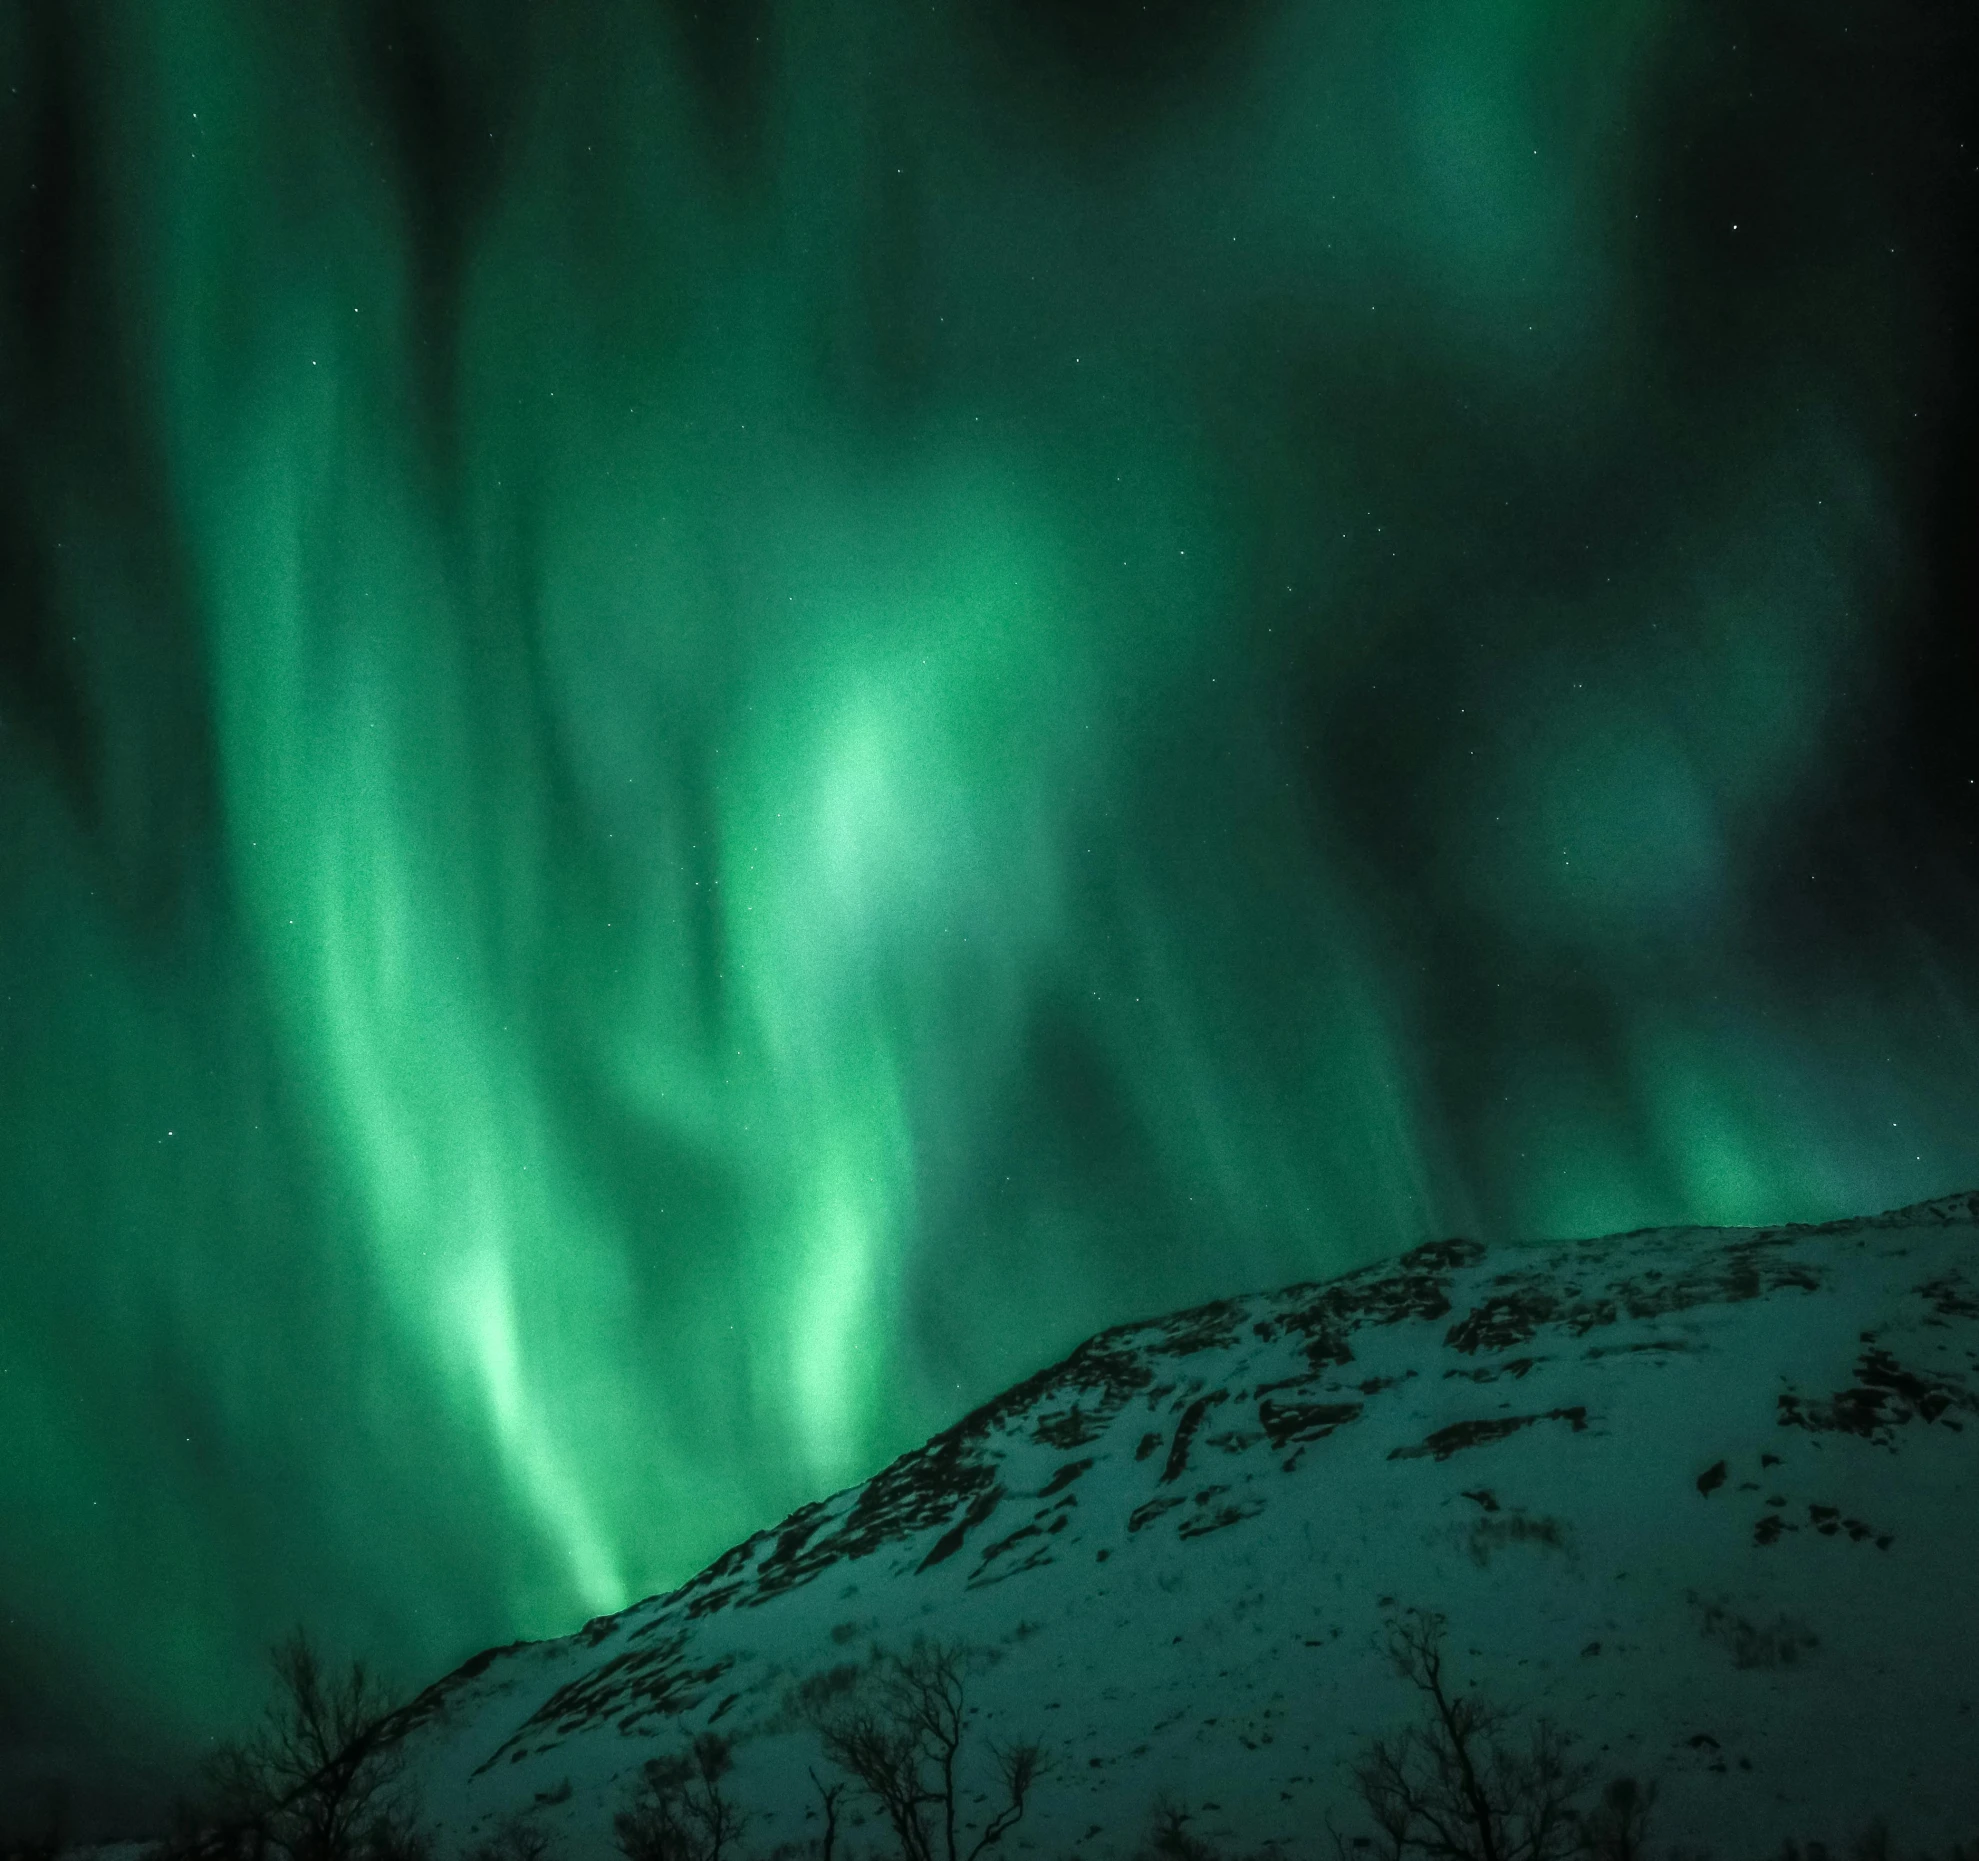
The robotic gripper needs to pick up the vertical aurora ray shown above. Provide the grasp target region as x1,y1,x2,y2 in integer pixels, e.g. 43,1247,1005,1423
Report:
0,0,1974,1821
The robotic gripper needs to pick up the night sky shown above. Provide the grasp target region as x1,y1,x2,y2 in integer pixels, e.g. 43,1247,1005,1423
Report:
1,0,1974,1832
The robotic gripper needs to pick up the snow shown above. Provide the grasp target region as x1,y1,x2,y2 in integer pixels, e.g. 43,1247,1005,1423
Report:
391,1193,1979,1855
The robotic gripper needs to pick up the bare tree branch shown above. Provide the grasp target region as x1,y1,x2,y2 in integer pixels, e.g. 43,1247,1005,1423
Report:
801,1642,1049,1861
807,1768,847,1861
614,1733,748,1861
156,1629,418,1861
1348,1611,1596,1861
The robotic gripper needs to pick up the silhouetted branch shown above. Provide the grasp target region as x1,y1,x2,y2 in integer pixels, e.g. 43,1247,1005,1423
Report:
614,1732,747,1861
150,1629,418,1861
1349,1610,1592,1861
801,1641,1049,1861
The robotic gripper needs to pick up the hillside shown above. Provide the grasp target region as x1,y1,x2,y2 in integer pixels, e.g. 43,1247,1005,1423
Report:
389,1193,1979,1856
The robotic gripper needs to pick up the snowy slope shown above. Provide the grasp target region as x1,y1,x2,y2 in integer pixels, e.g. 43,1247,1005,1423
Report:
391,1193,1979,1856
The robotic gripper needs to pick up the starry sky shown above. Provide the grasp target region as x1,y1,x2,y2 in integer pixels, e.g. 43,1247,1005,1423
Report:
1,0,1974,1832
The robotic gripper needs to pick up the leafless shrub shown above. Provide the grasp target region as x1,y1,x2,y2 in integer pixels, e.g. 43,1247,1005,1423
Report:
613,1733,748,1861
464,1814,555,1861
1344,1609,1594,1861
1578,1779,1656,1861
1851,1825,1894,1861
1135,1797,1225,1861
801,1640,1048,1861
358,1803,431,1861
155,1630,419,1861
1690,1594,1819,1671
1465,1515,1568,1568
1774,1824,1979,1861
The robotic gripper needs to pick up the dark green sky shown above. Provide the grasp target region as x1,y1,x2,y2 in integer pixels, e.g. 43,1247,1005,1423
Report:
1,0,1974,1831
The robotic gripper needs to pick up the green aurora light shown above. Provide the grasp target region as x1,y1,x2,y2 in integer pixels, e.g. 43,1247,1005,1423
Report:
0,0,1974,1823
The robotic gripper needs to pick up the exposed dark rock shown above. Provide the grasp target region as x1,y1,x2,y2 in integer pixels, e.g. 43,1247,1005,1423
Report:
1777,1346,1975,1446
1143,1299,1245,1357
1178,1493,1265,1539
488,1631,735,1758
1255,1397,1363,1449
1267,1237,1484,1370
1446,1289,1557,1353
1918,1271,1979,1319
917,1483,1005,1571
1128,1493,1188,1532
1389,1406,1589,1461
1038,1456,1096,1496
1161,1390,1228,1483
1612,1242,1822,1324
1035,1405,1109,1447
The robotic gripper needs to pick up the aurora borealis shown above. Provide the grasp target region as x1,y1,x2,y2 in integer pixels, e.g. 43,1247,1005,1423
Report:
1,0,1974,1829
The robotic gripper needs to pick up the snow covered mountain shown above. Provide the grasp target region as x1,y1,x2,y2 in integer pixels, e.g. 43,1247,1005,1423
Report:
391,1193,1979,1856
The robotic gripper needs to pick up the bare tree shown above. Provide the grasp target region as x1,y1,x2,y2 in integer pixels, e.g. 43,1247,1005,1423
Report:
155,1630,418,1861
614,1733,748,1861
1346,1611,1591,1861
803,1642,1047,1861
254,1633,408,1861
